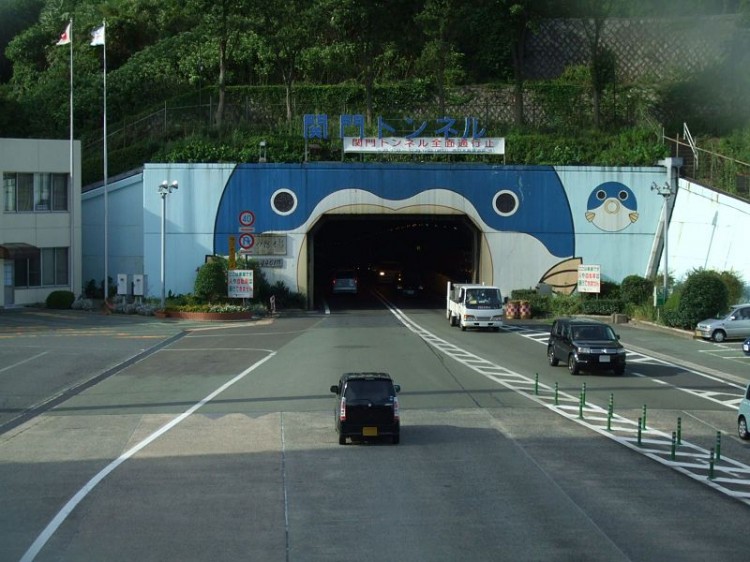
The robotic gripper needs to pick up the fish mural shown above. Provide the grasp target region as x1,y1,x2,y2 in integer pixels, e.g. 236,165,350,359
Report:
585,181,639,232
212,163,584,294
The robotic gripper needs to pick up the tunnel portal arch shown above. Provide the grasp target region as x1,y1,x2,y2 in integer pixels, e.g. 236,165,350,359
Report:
306,214,480,308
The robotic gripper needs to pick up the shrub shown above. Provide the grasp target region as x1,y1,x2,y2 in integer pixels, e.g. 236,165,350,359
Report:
717,270,745,305
675,269,729,327
620,275,654,306
550,294,583,316
579,298,623,315
510,289,551,317
268,281,306,309
46,290,75,309
194,259,227,302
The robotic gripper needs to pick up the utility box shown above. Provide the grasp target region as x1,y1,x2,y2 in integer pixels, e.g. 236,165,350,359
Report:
133,274,146,296
117,273,130,296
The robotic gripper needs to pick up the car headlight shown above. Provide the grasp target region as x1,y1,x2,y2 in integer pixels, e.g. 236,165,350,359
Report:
577,347,594,354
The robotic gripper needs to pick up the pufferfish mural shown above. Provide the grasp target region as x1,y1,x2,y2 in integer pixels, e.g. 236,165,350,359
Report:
585,181,639,232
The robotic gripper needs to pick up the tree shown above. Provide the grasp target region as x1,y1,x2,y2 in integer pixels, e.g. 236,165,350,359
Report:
572,0,616,129
312,0,418,125
415,0,465,117
194,259,227,302
461,0,559,126
255,0,315,127
183,0,259,128
0,0,44,83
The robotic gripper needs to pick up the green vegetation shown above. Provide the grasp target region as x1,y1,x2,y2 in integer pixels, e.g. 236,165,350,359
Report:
45,290,75,309
165,256,305,313
1,1,750,191
514,269,745,330
194,260,227,303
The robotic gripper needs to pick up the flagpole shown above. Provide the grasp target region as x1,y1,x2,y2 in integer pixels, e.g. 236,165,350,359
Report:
102,21,109,301
69,19,73,186
68,19,75,297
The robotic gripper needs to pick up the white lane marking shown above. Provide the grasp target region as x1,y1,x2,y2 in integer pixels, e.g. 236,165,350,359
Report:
20,352,277,562
0,351,48,374
517,328,747,406
378,298,750,507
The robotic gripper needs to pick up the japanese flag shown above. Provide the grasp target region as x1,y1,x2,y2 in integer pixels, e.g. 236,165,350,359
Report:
57,23,71,45
90,24,105,46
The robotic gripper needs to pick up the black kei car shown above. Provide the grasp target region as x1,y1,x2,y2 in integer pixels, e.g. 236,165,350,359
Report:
330,372,401,445
547,318,626,375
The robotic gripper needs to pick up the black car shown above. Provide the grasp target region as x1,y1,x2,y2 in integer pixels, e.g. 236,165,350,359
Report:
330,372,400,445
397,270,424,296
547,318,626,375
743,336,750,356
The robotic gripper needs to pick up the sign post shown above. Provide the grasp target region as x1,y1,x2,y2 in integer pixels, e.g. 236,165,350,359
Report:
577,265,601,294
228,269,254,299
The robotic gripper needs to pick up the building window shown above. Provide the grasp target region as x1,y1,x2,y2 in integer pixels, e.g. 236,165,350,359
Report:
52,174,69,211
3,173,16,211
3,172,68,212
17,173,33,212
14,247,69,288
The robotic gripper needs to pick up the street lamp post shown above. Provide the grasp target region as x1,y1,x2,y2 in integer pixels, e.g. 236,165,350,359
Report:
652,157,682,302
158,180,179,309
651,180,672,299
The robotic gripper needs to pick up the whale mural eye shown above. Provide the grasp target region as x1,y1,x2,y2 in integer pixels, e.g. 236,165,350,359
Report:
618,190,629,201
271,188,297,216
493,190,519,217
596,190,607,201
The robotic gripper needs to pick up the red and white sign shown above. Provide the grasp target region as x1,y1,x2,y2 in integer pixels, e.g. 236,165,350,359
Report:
344,137,505,155
577,265,601,293
239,233,255,250
239,210,255,229
228,270,254,298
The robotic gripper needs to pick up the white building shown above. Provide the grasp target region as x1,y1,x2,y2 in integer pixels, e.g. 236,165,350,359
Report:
0,138,82,307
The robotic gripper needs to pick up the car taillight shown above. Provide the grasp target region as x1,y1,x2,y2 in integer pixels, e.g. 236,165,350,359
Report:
339,398,347,421
393,397,399,420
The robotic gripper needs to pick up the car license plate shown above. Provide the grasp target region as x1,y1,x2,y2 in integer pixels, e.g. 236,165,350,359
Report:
694,330,702,337
362,427,378,437
599,355,610,363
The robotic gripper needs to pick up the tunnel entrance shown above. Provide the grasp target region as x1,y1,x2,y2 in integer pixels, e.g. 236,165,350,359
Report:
308,214,478,307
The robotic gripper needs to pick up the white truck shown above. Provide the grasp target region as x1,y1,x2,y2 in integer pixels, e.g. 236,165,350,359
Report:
446,282,505,331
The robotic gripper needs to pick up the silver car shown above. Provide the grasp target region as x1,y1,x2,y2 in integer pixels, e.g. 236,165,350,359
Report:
738,383,750,439
694,303,750,342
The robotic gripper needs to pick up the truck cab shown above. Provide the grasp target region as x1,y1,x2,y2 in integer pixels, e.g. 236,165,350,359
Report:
446,282,505,331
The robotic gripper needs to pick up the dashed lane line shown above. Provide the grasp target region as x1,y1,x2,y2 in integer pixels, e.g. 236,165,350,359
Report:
381,300,750,509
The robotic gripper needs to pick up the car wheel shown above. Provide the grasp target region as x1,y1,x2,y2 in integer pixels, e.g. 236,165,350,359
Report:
338,434,346,445
739,417,750,440
712,330,727,343
568,354,580,375
460,322,467,331
548,346,559,366
392,433,400,445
